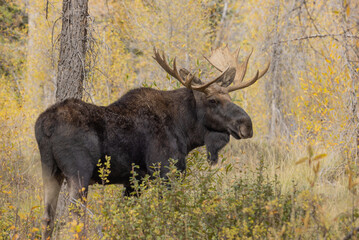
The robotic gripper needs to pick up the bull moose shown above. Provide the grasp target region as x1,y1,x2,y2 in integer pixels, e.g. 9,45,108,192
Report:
35,45,269,239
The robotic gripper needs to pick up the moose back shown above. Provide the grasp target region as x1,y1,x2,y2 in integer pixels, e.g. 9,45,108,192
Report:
35,46,269,239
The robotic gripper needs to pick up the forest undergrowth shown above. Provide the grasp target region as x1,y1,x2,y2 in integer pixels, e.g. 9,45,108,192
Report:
0,135,358,239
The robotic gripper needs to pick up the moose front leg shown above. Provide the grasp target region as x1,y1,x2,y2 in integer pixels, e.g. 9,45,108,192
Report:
204,132,230,165
145,136,187,177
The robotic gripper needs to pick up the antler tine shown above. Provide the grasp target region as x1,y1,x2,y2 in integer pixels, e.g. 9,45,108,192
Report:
152,47,185,86
227,61,270,92
234,47,240,60
191,67,231,91
233,48,253,84
153,47,224,92
172,57,185,85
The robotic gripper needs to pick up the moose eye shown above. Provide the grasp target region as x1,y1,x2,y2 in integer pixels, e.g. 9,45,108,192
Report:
208,99,218,105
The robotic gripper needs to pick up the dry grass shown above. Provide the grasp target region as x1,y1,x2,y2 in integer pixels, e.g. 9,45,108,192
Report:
0,116,358,239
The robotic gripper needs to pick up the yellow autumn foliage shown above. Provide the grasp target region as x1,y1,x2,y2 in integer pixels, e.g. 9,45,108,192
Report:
0,0,358,238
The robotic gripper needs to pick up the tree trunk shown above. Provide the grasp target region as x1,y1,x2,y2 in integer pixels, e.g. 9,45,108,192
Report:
55,0,89,232
56,0,89,102
267,0,284,139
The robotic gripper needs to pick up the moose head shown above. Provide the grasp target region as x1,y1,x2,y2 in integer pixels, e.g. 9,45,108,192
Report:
153,46,270,154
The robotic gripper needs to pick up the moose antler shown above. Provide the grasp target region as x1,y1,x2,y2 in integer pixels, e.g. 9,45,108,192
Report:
204,45,270,92
153,48,231,92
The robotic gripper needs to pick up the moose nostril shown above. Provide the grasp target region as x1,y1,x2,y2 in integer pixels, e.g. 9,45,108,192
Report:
235,114,253,138
239,124,253,138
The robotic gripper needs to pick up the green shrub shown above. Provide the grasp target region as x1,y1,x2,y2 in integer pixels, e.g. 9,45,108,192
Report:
87,153,326,239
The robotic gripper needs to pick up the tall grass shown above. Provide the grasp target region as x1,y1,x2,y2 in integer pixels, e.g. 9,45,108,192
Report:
0,139,358,239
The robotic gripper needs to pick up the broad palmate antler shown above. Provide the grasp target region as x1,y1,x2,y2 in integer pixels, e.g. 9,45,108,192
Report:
204,45,270,91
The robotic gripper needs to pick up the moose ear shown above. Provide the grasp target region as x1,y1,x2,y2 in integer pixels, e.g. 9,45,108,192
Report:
217,67,236,87
179,68,203,85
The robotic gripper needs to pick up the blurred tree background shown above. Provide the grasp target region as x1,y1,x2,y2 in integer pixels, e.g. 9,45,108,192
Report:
1,0,359,238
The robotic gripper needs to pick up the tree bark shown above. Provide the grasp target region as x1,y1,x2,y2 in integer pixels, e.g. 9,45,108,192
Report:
56,0,89,102
267,0,284,139
54,0,89,231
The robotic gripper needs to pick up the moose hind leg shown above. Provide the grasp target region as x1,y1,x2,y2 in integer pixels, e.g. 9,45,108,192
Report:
65,158,94,234
64,172,92,240
42,170,63,240
68,174,91,210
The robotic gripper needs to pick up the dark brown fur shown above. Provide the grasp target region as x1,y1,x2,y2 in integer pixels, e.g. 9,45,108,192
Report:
36,83,253,238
